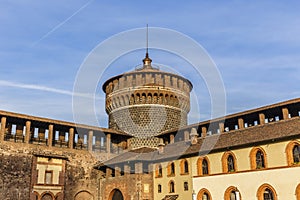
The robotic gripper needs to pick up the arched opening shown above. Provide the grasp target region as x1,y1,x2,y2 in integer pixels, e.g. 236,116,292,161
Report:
155,163,163,177
250,147,267,169
197,157,210,176
286,141,300,165
168,162,175,176
224,186,242,200
109,189,124,200
74,191,94,200
180,159,189,174
197,188,212,200
222,151,237,173
41,192,54,200
257,184,277,200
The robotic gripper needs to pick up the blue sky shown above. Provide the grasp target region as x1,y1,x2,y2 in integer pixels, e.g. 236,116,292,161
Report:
0,1,300,127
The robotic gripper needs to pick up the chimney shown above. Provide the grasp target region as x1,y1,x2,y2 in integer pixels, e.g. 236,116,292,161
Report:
190,128,198,145
158,139,165,154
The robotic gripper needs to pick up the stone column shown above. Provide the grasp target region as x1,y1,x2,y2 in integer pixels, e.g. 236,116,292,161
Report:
238,118,244,129
201,127,207,137
0,117,6,142
25,121,31,144
184,130,189,141
170,134,175,144
135,162,143,174
282,108,289,120
124,164,131,175
219,122,225,133
106,133,111,153
115,166,121,177
259,113,265,125
48,124,53,147
68,128,74,149
106,168,112,179
88,130,93,152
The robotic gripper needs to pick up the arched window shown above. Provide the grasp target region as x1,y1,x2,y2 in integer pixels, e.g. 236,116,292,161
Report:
293,145,300,163
224,186,241,200
158,184,162,193
169,181,175,193
250,147,267,170
257,184,277,200
180,159,189,174
41,192,55,200
155,164,163,177
222,152,237,173
197,188,212,200
197,157,210,176
168,162,175,176
256,150,265,169
227,155,235,172
286,141,300,166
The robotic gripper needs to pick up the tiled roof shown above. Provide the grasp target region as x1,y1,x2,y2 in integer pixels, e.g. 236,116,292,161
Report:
96,117,300,168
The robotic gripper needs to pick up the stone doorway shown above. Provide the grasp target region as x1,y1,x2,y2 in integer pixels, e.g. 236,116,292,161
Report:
109,189,124,200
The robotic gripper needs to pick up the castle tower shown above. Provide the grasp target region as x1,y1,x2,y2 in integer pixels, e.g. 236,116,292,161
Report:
102,53,192,148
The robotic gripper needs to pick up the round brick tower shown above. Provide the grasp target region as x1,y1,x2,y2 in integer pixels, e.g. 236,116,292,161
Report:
102,53,192,148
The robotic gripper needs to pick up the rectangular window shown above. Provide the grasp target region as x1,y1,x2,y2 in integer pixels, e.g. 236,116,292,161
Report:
158,184,162,193
45,171,53,184
184,182,188,191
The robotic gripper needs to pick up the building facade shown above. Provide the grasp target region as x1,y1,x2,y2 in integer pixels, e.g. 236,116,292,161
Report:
0,53,299,200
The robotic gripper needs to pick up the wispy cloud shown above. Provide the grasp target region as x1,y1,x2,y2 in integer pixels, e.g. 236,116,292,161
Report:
0,80,101,99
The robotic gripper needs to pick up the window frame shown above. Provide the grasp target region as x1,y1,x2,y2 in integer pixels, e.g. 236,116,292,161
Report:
224,186,241,200
197,157,210,176
158,184,162,193
184,181,189,191
257,183,277,200
197,188,212,200
250,147,268,170
169,181,175,193
167,162,176,176
222,151,237,173
155,164,163,178
44,170,53,185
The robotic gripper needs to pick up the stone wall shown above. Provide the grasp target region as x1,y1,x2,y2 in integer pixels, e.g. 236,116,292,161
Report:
0,141,101,200
109,106,187,138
